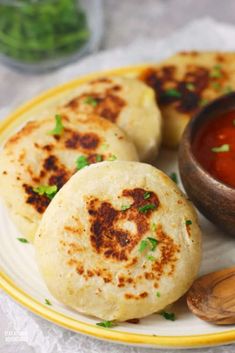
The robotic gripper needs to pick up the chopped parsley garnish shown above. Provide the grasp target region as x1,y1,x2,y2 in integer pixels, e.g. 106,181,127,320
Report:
211,144,230,153
139,239,149,253
33,185,58,200
45,298,52,306
147,237,158,251
156,292,161,297
143,192,151,200
151,223,157,232
146,255,156,261
121,204,131,211
101,143,109,151
233,119,235,126
76,155,89,170
96,320,115,328
164,88,181,98
17,238,29,243
199,98,209,107
211,82,221,91
84,96,98,107
186,83,195,91
138,204,156,213
160,311,176,321
185,219,192,226
96,154,103,162
169,172,178,184
48,114,64,136
107,154,117,161
139,237,158,253
210,64,222,78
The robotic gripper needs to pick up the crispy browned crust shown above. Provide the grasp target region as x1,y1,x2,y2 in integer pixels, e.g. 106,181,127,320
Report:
139,51,234,119
62,187,181,295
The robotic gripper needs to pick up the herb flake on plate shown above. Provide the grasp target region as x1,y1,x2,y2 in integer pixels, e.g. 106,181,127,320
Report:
96,320,116,328
17,237,29,243
160,311,176,321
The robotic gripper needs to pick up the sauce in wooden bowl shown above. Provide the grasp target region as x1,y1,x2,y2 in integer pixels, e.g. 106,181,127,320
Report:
192,110,235,188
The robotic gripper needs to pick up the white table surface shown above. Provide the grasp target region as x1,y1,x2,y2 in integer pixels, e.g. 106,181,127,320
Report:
1,1,235,352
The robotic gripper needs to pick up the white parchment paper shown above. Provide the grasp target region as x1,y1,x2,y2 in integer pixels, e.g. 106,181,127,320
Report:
1,18,235,353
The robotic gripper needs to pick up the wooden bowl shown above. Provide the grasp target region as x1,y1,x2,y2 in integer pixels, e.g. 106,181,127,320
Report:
178,93,235,236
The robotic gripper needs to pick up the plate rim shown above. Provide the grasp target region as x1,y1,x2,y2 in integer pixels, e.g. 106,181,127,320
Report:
1,64,235,348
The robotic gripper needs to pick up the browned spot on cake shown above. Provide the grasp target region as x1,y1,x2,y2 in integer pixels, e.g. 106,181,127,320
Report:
140,64,211,115
88,188,159,261
124,291,148,300
23,183,50,213
65,132,100,150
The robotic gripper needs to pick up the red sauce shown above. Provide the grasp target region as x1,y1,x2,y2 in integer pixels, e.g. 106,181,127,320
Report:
192,110,235,188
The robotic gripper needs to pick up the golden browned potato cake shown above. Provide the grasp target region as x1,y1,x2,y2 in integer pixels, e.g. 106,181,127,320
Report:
35,161,201,321
59,76,162,161
0,114,138,241
140,51,235,147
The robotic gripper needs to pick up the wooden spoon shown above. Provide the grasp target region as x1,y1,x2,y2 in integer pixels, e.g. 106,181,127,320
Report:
187,267,235,325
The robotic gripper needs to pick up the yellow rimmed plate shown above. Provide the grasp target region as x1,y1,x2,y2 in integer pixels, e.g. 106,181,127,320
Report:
0,65,235,349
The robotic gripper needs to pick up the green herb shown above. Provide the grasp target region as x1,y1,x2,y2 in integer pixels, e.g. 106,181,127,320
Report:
169,172,178,184
95,154,103,162
211,82,221,91
164,88,182,98
48,115,64,136
84,96,98,107
45,299,52,306
96,320,115,328
0,1,90,64
146,255,156,261
107,154,117,161
210,64,222,78
144,192,151,200
185,220,192,226
33,185,58,200
101,143,109,151
151,223,157,232
186,83,195,91
224,86,233,94
138,204,156,213
199,98,209,107
211,144,230,153
139,240,149,253
156,292,161,297
233,120,235,126
121,205,131,211
76,155,89,170
17,238,29,243
160,311,176,321
147,237,158,251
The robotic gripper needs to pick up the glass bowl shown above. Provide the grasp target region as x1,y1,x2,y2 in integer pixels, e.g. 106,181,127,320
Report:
0,0,103,73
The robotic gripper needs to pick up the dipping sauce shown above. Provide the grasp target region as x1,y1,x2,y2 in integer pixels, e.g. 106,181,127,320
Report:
192,110,235,188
